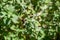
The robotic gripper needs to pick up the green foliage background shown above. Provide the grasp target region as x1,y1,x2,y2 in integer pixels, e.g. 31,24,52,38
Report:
0,0,60,40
